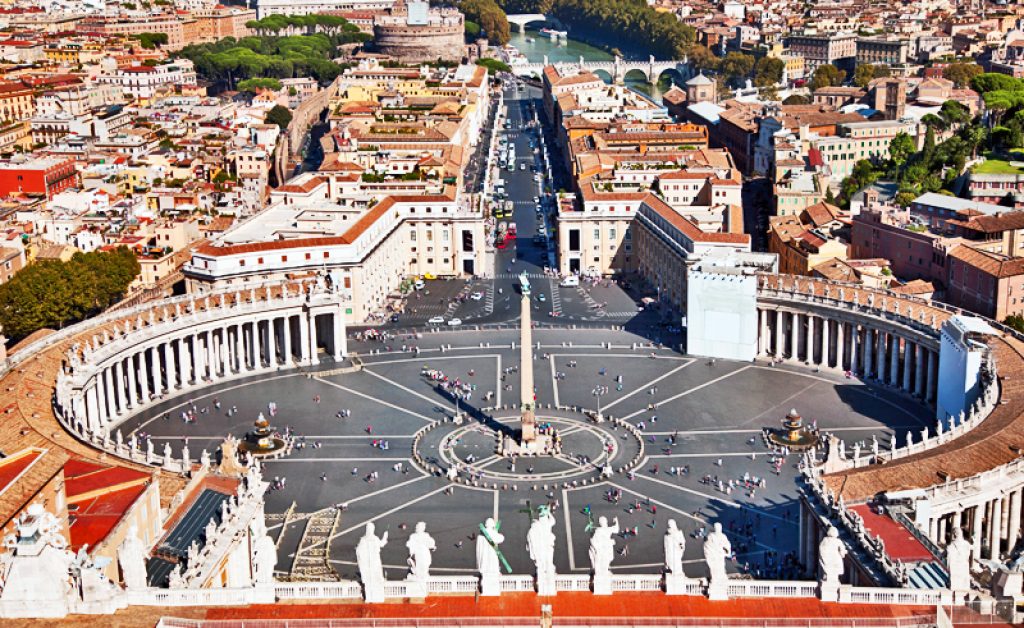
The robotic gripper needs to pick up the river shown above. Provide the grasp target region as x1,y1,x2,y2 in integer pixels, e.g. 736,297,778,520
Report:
507,29,676,102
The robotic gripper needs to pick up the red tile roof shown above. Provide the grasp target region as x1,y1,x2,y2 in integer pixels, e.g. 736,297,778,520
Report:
850,504,936,562
643,194,750,245
0,449,44,497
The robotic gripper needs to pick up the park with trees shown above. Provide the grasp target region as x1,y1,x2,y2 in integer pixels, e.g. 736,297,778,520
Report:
0,247,141,342
177,17,369,90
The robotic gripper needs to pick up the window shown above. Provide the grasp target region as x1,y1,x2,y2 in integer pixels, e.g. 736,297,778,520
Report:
305,253,311,260
323,252,329,258
258,257,263,264
410,231,417,241
281,255,287,262
593,229,600,239
442,231,449,242
609,228,616,239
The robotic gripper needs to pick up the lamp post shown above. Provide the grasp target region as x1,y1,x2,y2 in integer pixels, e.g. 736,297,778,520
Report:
453,388,464,424
592,385,608,423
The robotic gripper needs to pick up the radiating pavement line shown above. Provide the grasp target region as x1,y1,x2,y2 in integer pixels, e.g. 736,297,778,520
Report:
602,359,695,411
314,377,434,422
622,366,752,421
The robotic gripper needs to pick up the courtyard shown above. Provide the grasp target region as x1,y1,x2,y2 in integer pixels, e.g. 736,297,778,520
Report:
119,327,931,584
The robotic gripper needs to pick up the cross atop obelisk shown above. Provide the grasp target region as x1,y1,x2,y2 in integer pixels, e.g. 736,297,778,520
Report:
518,273,536,445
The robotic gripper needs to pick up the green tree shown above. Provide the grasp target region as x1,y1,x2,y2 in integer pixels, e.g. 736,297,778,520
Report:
465,20,481,39
853,64,877,88
753,56,784,87
888,132,915,166
1005,314,1024,334
942,62,983,89
265,104,293,129
476,57,511,73
687,45,719,72
810,64,845,91
237,77,283,92
939,100,969,127
132,32,169,49
0,247,140,341
782,94,810,105
460,0,510,45
922,125,936,163
719,52,754,87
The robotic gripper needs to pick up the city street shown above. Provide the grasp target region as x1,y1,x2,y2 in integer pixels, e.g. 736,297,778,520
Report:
376,80,674,344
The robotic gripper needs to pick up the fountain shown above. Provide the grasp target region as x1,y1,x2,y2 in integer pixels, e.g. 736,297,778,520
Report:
238,412,287,456
767,409,820,451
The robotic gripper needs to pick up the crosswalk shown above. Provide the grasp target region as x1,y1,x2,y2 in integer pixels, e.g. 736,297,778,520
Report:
547,278,563,316
484,285,495,316
493,272,550,279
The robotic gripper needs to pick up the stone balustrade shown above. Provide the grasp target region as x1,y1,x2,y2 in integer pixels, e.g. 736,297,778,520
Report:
828,378,999,472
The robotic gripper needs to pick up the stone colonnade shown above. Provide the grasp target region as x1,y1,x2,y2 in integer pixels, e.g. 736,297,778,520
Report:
60,287,348,438
757,308,939,403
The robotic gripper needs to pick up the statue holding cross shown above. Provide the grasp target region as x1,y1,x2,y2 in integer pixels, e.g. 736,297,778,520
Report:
477,518,507,596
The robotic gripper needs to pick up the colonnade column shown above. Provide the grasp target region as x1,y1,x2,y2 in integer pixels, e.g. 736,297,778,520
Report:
309,313,320,365
195,334,206,381
111,360,124,415
299,315,311,365
1009,489,1023,552
850,324,860,373
126,355,137,409
150,344,162,397
805,315,815,364
103,368,116,420
268,317,279,367
821,317,831,368
165,342,177,391
989,496,1003,560
889,335,900,386
774,310,783,359
875,330,886,382
864,328,874,378
139,348,150,403
282,316,293,365
836,321,845,371
972,504,984,558
233,325,243,373
758,310,768,355
333,311,345,360
85,384,100,433
902,341,914,392
790,312,799,360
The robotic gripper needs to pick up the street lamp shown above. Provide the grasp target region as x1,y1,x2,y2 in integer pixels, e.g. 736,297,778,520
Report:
592,385,608,422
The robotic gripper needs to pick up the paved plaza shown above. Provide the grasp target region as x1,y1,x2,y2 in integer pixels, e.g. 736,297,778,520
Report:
120,327,931,583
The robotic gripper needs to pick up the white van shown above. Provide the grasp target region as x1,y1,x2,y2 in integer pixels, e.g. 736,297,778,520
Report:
559,276,579,287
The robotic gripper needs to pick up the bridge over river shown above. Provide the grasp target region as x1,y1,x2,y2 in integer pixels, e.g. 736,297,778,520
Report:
511,54,692,85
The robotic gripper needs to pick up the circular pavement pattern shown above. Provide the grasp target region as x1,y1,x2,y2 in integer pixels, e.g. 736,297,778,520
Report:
119,328,931,583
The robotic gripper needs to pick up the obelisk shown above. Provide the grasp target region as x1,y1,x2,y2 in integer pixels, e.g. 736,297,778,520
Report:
518,273,536,445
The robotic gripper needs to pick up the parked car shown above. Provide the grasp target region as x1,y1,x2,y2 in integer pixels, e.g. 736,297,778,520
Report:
470,292,484,301
559,276,579,287
428,316,445,324
447,318,463,326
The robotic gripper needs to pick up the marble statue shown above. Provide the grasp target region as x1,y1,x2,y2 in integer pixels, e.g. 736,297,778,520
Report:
589,516,619,576
356,523,388,602
663,519,686,576
168,564,185,589
476,518,504,577
253,527,277,586
527,509,557,576
703,522,731,584
117,524,148,590
406,522,435,582
947,527,972,592
818,526,847,601
819,526,847,583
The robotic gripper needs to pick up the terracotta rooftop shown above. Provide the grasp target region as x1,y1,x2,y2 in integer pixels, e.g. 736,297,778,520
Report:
948,245,1024,278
